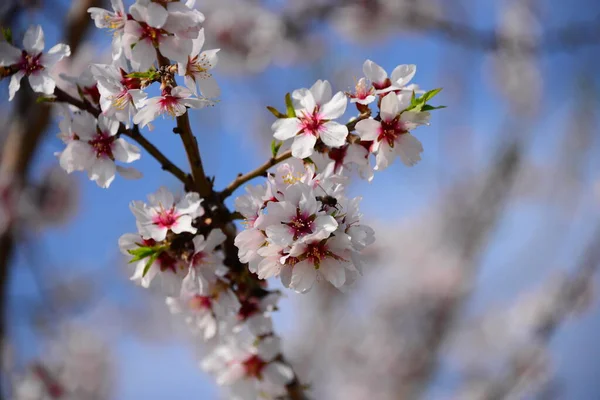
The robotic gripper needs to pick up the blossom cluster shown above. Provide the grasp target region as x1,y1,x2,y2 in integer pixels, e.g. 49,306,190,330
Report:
235,161,375,293
270,60,443,182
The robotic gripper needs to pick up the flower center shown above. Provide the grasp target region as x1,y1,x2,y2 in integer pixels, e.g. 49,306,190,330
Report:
111,89,131,110
285,210,315,240
187,54,211,79
242,355,267,379
18,51,44,75
378,118,407,147
299,109,324,137
88,131,115,159
188,295,212,311
139,22,165,45
104,11,125,31
157,251,177,273
373,77,392,91
153,208,178,229
158,92,182,117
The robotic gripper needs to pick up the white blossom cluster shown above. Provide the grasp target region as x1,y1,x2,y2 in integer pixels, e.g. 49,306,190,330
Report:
118,186,294,399
235,162,375,293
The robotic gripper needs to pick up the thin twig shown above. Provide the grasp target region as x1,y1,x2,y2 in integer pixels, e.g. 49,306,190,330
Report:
219,150,293,200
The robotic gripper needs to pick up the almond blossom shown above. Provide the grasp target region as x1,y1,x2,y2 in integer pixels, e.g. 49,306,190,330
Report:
272,80,348,159
355,92,430,169
0,25,70,100
129,186,203,242
88,0,127,60
132,86,212,128
363,59,416,94
178,28,220,98
56,111,141,188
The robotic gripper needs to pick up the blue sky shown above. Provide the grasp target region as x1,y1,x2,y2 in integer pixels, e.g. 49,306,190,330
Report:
4,0,600,398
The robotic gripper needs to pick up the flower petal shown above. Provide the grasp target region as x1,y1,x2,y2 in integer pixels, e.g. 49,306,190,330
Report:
363,59,387,85
291,134,317,159
0,43,21,66
320,91,347,120
320,121,348,148
396,133,423,167
354,119,381,141
23,25,44,54
28,71,55,95
272,118,301,141
290,260,316,293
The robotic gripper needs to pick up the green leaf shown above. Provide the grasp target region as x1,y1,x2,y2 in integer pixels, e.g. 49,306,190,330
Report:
271,140,282,157
421,88,443,104
421,104,447,111
284,93,296,118
2,27,12,44
266,106,286,119
142,251,161,278
36,96,55,104
127,246,158,263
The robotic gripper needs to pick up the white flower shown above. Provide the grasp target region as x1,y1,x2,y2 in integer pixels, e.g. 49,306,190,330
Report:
355,92,430,169
91,64,148,127
88,0,127,60
0,25,70,101
363,59,416,94
272,80,348,159
56,112,141,188
236,292,280,336
348,77,376,105
178,29,220,98
201,335,293,396
59,67,100,104
189,228,227,291
129,187,204,242
133,87,212,128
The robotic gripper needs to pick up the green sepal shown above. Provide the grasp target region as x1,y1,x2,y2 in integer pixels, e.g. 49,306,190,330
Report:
36,96,55,104
271,140,282,157
284,93,296,118
142,252,160,278
266,106,286,119
127,246,159,263
2,27,12,44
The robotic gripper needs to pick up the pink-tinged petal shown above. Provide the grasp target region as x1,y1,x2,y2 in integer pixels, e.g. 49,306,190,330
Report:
354,119,381,141
280,265,292,287
290,260,317,293
116,165,142,180
131,40,156,71
112,138,141,163
263,362,294,386
0,42,21,66
272,118,301,141
257,258,281,280
23,25,44,54
309,79,332,105
297,90,316,113
291,134,317,159
88,158,116,188
266,224,294,247
216,364,245,385
362,59,387,85
320,91,347,120
59,141,94,173
159,36,192,64
257,336,281,361
374,142,396,171
380,92,401,121
390,64,416,87
320,121,348,148
171,215,196,235
197,76,220,99
319,258,346,288
28,71,55,95
147,2,169,28
8,70,24,101
42,44,71,68
396,133,423,167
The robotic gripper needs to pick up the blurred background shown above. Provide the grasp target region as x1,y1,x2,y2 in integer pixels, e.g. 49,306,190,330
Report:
0,0,599,398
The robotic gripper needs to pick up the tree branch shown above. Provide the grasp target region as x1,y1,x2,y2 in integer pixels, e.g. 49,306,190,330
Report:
219,150,293,200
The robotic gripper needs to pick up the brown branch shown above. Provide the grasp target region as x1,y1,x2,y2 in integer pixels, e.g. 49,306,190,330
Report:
156,52,212,197
219,150,293,200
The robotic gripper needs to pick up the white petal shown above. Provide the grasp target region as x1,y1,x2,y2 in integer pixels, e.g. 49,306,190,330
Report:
147,2,169,28
88,158,116,188
280,265,292,287
197,76,220,99
374,142,396,171
362,59,387,85
319,258,346,288
380,93,401,121
257,336,281,361
59,141,94,173
171,215,196,234
0,43,21,66
28,71,55,95
112,138,141,163
8,71,24,101
320,121,348,148
42,44,71,67
272,118,301,141
290,261,316,293
396,133,423,167
291,134,317,159
204,228,226,251
23,25,44,54
354,119,381,141
263,362,294,386
309,79,332,105
116,165,143,180
159,36,192,64
131,40,156,71
266,224,294,247
390,64,416,87
320,91,347,120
